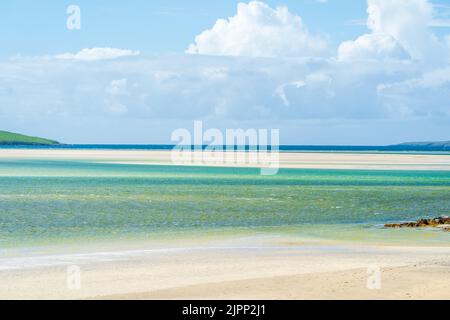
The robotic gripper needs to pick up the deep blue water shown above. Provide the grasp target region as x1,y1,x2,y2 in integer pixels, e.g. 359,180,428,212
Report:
1,144,449,152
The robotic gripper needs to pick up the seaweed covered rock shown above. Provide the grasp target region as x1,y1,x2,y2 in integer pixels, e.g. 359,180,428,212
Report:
385,216,450,230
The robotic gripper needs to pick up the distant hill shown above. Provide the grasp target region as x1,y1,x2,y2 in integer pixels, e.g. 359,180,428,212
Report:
0,130,60,146
396,141,450,148
389,141,450,151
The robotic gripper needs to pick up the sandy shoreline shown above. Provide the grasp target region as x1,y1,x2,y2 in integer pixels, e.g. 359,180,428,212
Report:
0,148,449,171
1,239,449,300
100,266,450,300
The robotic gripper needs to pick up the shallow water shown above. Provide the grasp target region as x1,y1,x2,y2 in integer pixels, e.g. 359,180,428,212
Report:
0,159,449,248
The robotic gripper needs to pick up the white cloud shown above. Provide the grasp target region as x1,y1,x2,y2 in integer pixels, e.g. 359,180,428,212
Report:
339,34,409,61
338,0,446,62
275,80,306,106
55,47,140,61
105,78,131,116
107,78,128,95
186,1,328,58
202,67,229,80
378,66,450,118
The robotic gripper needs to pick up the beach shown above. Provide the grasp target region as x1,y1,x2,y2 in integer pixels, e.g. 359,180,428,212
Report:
1,238,450,299
0,149,449,299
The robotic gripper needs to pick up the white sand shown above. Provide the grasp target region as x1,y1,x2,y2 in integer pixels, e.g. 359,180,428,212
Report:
0,149,449,170
0,239,449,300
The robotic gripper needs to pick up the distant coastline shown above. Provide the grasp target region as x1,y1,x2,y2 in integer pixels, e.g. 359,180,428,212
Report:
1,143,449,152
0,130,60,146
395,141,450,149
0,129,449,152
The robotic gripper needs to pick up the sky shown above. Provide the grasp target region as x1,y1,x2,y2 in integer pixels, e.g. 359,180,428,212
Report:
0,0,450,145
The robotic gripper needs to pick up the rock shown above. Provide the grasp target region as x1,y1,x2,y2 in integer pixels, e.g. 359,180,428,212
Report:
384,216,450,231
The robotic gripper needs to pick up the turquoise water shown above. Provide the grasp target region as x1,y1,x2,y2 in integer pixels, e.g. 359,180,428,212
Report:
0,159,449,247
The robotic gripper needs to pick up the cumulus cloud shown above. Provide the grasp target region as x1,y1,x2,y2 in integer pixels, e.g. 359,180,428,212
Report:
55,47,140,61
186,1,328,58
338,0,446,62
339,34,410,61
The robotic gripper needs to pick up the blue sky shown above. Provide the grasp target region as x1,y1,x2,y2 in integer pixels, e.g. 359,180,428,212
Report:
1,0,450,144
0,0,370,58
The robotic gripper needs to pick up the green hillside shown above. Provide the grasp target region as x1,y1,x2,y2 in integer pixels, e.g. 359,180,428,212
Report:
0,130,60,145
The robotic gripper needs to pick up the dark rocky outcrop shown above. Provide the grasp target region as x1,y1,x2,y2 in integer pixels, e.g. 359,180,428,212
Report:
385,216,450,231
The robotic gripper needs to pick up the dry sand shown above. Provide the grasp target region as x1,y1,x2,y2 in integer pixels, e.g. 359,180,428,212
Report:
0,240,449,300
102,266,450,300
0,148,449,171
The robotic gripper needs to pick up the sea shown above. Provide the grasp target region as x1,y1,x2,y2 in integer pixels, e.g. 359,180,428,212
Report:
0,145,449,252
